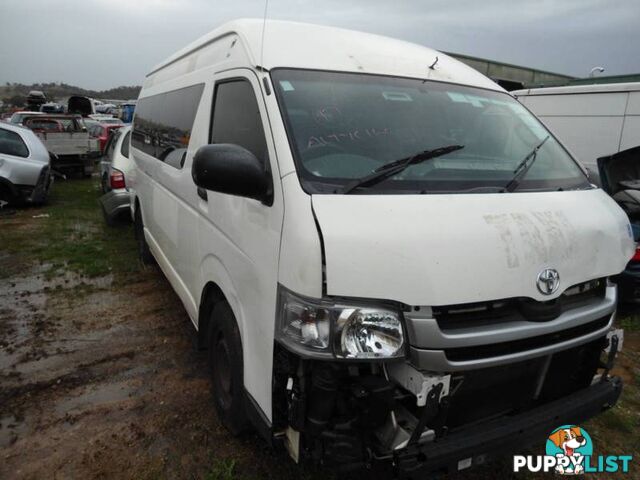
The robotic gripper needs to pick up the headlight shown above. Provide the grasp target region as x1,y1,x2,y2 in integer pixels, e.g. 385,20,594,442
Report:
276,286,405,360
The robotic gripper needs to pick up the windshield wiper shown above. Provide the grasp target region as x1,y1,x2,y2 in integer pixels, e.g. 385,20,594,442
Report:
342,144,464,194
504,136,550,192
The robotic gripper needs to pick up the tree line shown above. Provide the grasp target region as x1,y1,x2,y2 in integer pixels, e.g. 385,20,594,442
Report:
1,82,141,107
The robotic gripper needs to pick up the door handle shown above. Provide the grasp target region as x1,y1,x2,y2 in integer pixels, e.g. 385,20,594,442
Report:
197,187,208,201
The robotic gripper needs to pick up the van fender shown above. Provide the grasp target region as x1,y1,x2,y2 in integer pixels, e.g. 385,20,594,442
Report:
197,254,245,348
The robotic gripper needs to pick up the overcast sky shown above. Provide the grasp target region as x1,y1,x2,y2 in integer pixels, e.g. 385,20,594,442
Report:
0,0,638,90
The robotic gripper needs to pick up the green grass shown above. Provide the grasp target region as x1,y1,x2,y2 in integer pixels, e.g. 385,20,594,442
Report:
0,177,139,279
204,458,238,480
619,315,640,332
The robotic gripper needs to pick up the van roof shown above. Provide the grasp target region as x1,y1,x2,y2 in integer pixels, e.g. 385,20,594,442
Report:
513,82,640,97
146,18,502,92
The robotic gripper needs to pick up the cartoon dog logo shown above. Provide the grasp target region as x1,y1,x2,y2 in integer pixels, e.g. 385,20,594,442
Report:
546,426,591,475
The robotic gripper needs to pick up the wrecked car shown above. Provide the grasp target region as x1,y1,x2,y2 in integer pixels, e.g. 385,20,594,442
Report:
0,122,52,206
99,125,132,225
128,19,634,477
22,114,100,176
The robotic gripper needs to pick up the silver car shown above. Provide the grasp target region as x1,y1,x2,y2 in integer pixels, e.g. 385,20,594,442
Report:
99,125,132,224
0,122,52,205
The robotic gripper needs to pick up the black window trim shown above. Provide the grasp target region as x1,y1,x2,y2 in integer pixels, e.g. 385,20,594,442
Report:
208,76,270,164
208,75,274,206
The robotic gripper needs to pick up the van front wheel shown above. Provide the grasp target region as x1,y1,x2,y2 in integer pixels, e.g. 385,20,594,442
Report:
208,302,249,435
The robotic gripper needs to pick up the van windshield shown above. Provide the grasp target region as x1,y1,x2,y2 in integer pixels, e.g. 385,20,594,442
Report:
271,69,590,194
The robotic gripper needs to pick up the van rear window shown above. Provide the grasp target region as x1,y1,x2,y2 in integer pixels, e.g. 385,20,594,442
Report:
131,84,204,168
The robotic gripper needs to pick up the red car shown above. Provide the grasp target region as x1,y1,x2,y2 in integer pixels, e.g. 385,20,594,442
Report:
89,123,123,153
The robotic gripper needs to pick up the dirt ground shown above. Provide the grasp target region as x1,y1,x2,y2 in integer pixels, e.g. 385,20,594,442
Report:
0,178,638,480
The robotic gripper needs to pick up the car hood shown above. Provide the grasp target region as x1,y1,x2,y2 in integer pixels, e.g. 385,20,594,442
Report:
311,188,634,306
597,146,640,196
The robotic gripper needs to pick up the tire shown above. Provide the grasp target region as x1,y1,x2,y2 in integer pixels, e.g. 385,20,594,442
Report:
0,185,14,207
208,302,249,435
134,206,154,265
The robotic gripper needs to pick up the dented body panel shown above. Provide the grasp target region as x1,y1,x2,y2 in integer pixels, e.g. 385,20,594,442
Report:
312,188,634,306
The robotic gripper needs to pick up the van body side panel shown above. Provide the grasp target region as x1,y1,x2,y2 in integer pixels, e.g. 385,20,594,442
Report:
145,226,198,323
278,174,323,298
150,174,200,325
152,82,214,312
133,151,158,244
196,187,283,420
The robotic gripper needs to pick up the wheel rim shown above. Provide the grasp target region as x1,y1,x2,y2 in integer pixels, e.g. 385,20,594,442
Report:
214,334,232,407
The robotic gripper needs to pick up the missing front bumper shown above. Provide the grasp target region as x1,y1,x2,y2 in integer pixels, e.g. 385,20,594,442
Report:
391,376,622,477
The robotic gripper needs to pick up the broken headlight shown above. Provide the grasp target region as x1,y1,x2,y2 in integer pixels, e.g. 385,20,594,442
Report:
276,286,405,360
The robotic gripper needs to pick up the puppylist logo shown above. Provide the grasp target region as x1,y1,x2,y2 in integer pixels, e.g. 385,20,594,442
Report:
513,425,633,474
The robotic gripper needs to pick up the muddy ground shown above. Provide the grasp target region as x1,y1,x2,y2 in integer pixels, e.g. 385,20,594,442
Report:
0,178,638,480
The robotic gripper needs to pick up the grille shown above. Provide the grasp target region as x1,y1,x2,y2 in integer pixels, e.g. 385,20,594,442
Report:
433,278,606,330
443,315,610,362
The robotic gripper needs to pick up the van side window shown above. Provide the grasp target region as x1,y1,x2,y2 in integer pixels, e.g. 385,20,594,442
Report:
210,80,268,164
132,83,204,168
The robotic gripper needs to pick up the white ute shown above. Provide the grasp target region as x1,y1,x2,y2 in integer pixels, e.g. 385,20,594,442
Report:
129,19,633,475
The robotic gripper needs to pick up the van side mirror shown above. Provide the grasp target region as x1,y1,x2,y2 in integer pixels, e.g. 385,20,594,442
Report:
192,144,272,204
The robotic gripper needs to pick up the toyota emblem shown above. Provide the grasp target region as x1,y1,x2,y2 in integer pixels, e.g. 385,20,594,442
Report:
537,269,560,295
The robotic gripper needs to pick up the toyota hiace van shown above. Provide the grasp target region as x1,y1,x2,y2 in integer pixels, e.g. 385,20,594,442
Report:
129,19,633,475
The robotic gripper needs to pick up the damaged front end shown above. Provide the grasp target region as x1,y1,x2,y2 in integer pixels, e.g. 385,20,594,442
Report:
272,281,624,476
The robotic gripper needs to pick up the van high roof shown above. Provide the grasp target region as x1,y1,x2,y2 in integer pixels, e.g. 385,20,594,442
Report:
144,18,501,93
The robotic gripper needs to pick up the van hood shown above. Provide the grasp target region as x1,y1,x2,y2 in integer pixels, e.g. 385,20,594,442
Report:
311,189,634,306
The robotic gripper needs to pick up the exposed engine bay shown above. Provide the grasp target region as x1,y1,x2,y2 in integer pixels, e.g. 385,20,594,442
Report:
272,327,622,476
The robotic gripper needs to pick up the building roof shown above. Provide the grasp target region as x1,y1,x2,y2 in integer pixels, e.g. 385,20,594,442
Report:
512,81,640,97
443,52,575,90
147,19,503,92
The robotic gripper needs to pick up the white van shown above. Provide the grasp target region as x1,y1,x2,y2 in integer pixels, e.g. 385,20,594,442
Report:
513,82,640,174
130,19,633,475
